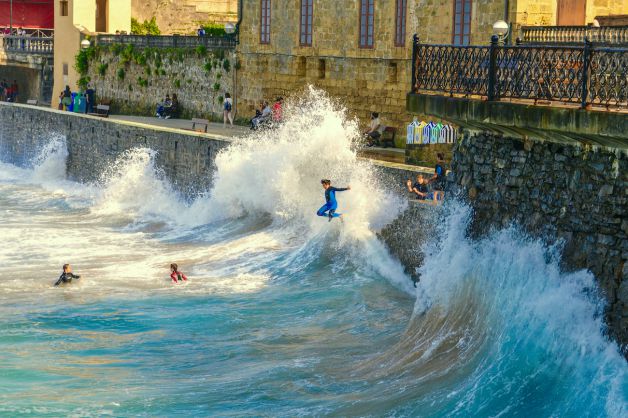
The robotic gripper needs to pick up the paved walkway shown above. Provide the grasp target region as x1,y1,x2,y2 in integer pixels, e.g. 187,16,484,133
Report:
108,114,426,172
109,115,251,139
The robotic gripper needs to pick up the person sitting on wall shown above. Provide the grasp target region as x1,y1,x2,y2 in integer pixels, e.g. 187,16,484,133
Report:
364,112,384,147
406,174,431,200
251,101,272,130
163,93,179,119
156,94,171,118
250,101,263,129
197,27,206,37
272,97,283,123
428,153,446,201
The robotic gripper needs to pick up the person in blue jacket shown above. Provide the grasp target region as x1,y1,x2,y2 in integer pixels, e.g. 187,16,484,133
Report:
317,179,351,222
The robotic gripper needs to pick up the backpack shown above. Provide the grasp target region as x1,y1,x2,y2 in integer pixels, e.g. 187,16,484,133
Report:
224,100,232,112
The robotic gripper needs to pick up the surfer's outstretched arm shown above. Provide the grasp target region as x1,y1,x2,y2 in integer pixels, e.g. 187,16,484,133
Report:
53,274,64,286
333,186,350,192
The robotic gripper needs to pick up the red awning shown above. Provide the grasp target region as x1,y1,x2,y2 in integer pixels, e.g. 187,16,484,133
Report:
0,0,54,29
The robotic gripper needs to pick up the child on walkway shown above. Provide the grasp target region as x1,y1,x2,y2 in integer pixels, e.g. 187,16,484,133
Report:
317,179,350,222
223,92,233,127
170,263,188,284
54,264,81,286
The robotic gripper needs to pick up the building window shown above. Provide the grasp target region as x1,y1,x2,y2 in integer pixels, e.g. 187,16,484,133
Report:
60,0,68,16
359,0,374,48
300,0,313,46
395,0,406,46
260,0,271,44
452,0,472,45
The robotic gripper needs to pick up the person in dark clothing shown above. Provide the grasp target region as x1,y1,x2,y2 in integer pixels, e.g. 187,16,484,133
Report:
54,264,80,286
429,153,446,201
85,84,96,113
317,179,351,222
406,174,430,200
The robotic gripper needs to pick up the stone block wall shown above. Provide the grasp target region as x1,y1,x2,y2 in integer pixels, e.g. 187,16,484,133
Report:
132,0,238,34
450,133,627,352
0,103,229,196
85,47,235,120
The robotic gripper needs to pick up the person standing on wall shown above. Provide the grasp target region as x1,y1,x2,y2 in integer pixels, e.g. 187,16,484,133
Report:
85,84,96,114
223,92,233,127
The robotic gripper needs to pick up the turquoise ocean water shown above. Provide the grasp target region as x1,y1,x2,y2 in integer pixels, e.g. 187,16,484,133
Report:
0,93,626,416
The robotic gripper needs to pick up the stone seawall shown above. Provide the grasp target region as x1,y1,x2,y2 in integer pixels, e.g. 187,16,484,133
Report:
450,133,627,352
0,103,230,196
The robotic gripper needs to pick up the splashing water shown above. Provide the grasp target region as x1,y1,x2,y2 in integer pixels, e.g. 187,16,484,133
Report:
0,89,625,416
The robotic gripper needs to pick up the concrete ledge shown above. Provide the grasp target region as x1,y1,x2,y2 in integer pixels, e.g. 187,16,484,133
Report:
407,93,628,149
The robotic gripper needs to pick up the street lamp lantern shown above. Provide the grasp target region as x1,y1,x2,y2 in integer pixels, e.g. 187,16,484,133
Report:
493,20,509,38
224,23,236,34
80,39,91,49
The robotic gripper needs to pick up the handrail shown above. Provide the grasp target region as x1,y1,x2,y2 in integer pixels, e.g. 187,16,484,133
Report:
411,35,628,109
521,25,628,45
1,35,54,55
95,34,236,49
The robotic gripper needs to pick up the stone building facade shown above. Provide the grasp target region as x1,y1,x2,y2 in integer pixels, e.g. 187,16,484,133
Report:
236,0,628,139
132,0,238,34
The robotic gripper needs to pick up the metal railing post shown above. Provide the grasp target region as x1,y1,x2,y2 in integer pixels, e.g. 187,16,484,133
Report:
488,35,499,101
580,36,592,109
411,34,418,93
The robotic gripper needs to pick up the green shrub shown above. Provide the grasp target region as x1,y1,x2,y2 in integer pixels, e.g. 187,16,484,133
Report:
144,66,151,76
218,96,224,104
74,48,90,75
203,61,213,73
159,69,166,76
77,76,90,90
117,68,126,80
131,17,161,35
128,84,133,91
222,58,231,73
214,49,225,61
174,79,181,88
195,45,207,56
110,43,123,56
213,82,220,91
137,77,148,88
97,63,108,76
201,23,227,37
234,59,241,70
216,72,222,80
134,52,147,66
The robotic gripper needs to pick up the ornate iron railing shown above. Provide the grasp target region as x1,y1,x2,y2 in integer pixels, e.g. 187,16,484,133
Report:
1,35,53,55
95,34,236,49
411,35,628,109
521,25,628,45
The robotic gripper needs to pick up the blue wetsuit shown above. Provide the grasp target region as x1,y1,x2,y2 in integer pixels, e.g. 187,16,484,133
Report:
317,186,348,220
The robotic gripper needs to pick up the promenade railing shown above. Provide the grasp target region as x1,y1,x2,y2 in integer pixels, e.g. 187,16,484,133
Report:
521,25,628,45
411,35,628,109
1,35,53,55
95,34,236,49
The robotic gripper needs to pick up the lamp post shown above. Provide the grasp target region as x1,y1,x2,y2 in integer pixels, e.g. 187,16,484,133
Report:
224,22,237,118
9,0,13,33
80,39,91,49
492,20,510,45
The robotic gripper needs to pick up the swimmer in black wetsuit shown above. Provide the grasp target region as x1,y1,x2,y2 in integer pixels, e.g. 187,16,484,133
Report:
54,264,80,286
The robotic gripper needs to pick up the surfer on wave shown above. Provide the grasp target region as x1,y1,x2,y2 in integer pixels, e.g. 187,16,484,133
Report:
317,179,350,222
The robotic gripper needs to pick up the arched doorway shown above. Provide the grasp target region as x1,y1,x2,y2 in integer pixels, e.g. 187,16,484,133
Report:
96,0,107,32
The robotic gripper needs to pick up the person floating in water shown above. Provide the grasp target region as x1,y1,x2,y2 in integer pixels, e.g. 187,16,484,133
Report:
317,179,350,222
54,264,80,286
170,263,188,284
